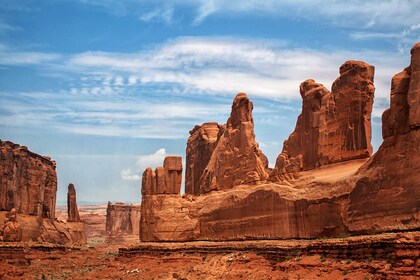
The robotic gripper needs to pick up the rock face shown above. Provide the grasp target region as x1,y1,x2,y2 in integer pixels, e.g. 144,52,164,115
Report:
185,122,221,195
142,156,182,195
347,42,420,233
0,140,86,244
139,44,420,242
271,61,375,178
67,183,81,222
106,202,141,238
198,93,270,193
0,140,57,219
140,156,183,241
0,208,21,242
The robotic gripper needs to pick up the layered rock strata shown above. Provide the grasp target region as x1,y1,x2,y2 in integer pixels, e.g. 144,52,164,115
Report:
185,122,221,195
140,43,420,242
67,183,81,222
271,61,375,178
196,93,269,193
106,202,141,238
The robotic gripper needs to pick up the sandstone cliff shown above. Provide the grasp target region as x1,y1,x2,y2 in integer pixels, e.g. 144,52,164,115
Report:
139,43,420,242
0,140,57,219
67,183,81,222
346,42,420,233
0,140,86,244
197,93,269,193
140,156,183,241
185,122,221,195
271,61,375,178
106,202,141,239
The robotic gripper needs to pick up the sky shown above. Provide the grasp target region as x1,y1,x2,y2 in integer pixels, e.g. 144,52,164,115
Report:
0,0,419,204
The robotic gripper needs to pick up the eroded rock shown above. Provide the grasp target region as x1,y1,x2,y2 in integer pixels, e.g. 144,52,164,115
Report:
0,140,86,244
0,140,57,218
271,61,375,178
67,183,81,222
0,208,21,242
198,93,269,193
185,122,221,195
347,42,420,233
141,156,183,195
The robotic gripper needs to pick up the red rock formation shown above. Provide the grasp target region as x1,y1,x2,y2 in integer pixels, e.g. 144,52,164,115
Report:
141,168,156,195
0,140,57,219
106,202,141,238
67,183,81,222
198,93,269,193
0,140,86,244
0,208,21,242
164,156,182,194
271,61,375,178
347,42,420,233
141,156,182,195
139,43,420,242
185,122,221,195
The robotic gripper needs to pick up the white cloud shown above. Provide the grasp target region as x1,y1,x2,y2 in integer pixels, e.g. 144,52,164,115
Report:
114,76,124,86
120,169,141,181
59,37,408,100
128,75,138,85
0,36,413,139
120,148,167,181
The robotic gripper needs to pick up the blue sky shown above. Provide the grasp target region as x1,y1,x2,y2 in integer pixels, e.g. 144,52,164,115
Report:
0,0,419,204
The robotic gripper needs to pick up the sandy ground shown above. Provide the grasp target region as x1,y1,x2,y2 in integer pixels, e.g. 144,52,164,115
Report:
1,232,419,280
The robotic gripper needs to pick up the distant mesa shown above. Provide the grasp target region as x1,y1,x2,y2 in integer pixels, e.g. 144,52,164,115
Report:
106,201,141,244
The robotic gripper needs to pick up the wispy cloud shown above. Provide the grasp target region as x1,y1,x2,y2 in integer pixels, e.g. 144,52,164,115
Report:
0,21,22,34
139,6,174,24
0,36,412,139
120,148,167,181
74,0,420,30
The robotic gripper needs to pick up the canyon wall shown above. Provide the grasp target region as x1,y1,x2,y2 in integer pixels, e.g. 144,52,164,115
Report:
140,42,420,242
271,61,375,179
346,42,420,233
0,141,86,244
0,141,57,219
